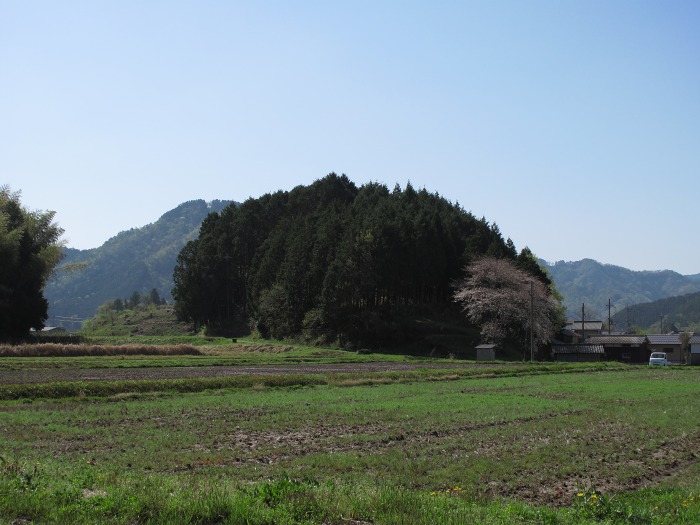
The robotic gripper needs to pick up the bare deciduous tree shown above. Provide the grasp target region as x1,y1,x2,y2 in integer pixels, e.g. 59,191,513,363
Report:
453,256,561,351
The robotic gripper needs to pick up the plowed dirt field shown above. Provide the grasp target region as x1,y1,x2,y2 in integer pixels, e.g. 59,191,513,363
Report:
0,362,473,384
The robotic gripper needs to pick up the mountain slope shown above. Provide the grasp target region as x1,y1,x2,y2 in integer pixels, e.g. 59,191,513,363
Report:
45,199,232,329
544,259,700,319
611,291,700,332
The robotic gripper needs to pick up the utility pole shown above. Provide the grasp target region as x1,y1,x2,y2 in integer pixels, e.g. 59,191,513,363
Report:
581,303,585,342
530,281,534,362
608,298,612,334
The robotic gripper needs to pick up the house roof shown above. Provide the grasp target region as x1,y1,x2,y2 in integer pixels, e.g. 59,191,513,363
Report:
647,334,682,345
475,344,496,350
587,335,647,345
565,321,604,331
552,344,605,354
689,335,700,344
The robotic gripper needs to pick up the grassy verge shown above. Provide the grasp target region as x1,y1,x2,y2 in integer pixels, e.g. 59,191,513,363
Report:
4,467,696,524
2,365,699,523
80,335,235,346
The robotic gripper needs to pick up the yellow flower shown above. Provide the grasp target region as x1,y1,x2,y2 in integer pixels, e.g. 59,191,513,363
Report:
577,493,584,497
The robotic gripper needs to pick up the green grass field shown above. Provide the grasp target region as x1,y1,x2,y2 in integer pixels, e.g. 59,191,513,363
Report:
0,339,417,372
1,349,699,524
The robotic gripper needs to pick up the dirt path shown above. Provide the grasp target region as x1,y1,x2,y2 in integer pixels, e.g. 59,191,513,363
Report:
0,361,472,384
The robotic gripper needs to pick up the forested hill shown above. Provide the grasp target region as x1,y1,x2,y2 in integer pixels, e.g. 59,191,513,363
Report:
611,291,700,332
543,259,700,320
45,199,232,330
172,174,552,347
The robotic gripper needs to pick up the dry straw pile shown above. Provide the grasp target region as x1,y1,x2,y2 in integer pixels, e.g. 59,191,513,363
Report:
0,343,202,357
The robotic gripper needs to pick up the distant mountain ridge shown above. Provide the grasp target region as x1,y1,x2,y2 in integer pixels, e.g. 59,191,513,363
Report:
543,258,700,321
45,199,232,329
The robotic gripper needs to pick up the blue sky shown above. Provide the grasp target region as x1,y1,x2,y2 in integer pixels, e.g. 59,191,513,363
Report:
2,1,699,274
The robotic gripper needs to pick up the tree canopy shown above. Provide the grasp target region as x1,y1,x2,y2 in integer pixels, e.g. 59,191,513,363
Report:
453,256,565,357
0,186,64,339
173,174,554,349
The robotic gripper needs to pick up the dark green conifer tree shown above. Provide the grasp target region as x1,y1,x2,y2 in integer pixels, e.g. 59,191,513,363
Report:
171,174,547,345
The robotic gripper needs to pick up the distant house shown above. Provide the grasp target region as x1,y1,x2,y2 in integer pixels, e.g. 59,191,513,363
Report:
475,343,496,361
30,326,67,336
690,335,700,366
647,334,683,364
586,334,649,364
552,343,605,362
564,320,605,342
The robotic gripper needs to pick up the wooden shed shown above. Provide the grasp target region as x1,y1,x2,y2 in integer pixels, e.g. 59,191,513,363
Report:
475,343,496,361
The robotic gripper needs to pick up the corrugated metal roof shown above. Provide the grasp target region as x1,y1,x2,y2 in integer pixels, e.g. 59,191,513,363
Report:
587,335,647,345
552,344,605,354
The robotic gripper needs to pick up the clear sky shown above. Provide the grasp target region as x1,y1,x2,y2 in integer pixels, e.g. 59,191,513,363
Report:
2,1,699,274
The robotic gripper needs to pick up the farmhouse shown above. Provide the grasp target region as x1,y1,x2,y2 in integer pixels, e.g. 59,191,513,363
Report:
585,334,649,364
690,335,700,366
647,334,684,364
564,320,604,341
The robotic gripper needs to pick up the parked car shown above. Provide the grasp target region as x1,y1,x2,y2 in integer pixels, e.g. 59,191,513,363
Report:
649,352,670,366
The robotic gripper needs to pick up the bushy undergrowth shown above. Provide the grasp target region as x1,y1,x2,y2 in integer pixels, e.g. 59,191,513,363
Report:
80,304,196,337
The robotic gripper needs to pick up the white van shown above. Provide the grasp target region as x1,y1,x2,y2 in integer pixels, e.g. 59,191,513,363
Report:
649,352,669,366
